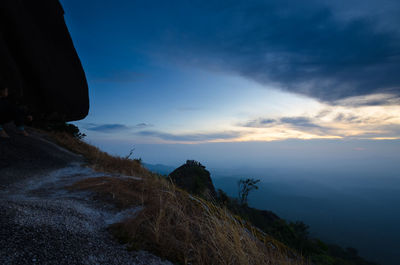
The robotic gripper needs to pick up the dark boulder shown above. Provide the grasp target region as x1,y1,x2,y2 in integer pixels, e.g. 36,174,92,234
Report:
169,160,217,199
0,0,89,121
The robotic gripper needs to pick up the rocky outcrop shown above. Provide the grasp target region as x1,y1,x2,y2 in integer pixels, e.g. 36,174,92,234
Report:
169,160,217,199
0,0,89,121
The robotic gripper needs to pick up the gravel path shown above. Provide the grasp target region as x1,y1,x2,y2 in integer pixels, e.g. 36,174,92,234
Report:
0,125,81,188
0,127,173,265
0,164,173,265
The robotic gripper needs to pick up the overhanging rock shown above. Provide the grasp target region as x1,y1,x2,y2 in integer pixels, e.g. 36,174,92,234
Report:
0,0,89,121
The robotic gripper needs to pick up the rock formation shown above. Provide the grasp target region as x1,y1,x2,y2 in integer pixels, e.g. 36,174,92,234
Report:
169,160,217,199
0,0,89,121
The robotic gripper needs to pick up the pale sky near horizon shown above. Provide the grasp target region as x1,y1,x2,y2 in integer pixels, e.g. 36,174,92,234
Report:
60,0,400,146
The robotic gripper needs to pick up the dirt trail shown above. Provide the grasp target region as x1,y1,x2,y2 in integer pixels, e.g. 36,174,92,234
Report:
0,127,172,265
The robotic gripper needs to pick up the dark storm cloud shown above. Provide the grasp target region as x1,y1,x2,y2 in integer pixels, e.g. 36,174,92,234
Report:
135,130,242,142
160,0,400,102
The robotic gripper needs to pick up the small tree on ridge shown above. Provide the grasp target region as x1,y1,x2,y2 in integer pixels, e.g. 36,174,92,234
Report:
238,178,260,205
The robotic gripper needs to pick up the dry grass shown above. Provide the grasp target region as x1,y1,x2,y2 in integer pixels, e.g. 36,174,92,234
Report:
51,132,149,177
53,132,305,265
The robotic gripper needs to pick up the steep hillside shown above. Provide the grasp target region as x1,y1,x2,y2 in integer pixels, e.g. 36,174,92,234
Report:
166,160,380,265
49,131,304,265
1,128,379,265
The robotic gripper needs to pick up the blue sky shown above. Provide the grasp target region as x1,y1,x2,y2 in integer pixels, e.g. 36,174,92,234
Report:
60,0,400,157
57,3,400,263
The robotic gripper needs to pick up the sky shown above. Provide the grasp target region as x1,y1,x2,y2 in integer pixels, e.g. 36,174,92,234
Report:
59,2,400,263
60,0,400,265
60,0,400,149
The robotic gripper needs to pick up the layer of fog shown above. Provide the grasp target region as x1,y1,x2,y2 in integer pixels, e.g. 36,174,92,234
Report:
92,139,400,265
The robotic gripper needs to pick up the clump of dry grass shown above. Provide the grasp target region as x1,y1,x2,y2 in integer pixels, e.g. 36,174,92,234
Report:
54,132,305,265
68,176,146,209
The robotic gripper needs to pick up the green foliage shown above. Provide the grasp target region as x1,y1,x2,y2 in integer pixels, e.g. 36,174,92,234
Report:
238,178,260,205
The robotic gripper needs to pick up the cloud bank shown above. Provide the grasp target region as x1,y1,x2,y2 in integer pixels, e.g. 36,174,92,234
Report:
156,0,400,102
84,123,153,133
135,130,242,142
86,124,130,133
239,102,400,140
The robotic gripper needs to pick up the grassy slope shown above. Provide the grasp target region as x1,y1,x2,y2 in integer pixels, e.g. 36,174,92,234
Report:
217,194,379,265
51,132,304,265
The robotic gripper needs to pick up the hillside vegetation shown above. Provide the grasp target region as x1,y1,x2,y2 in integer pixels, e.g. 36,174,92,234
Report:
49,129,379,265
51,132,302,265
165,160,378,265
